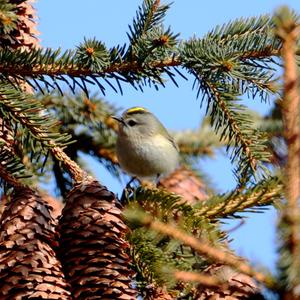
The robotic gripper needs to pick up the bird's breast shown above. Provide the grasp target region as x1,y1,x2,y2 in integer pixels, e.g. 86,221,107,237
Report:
116,134,179,178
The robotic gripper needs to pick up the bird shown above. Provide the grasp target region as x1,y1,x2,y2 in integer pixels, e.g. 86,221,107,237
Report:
112,107,179,181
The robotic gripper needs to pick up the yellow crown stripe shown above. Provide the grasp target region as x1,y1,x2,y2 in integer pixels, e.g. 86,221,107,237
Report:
126,107,148,114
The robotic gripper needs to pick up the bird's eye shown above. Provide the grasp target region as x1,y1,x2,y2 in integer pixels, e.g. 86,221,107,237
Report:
128,120,137,126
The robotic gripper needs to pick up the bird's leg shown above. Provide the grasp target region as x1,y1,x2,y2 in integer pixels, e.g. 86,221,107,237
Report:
120,176,137,203
155,173,161,187
126,176,136,188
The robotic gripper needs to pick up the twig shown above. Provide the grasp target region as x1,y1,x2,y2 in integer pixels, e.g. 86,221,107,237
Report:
276,7,300,297
51,145,86,183
141,216,275,288
281,18,300,206
143,0,161,37
174,270,225,287
0,58,180,78
174,270,250,294
280,16,300,244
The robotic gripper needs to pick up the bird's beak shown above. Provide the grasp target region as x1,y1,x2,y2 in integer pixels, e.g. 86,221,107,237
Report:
111,116,125,125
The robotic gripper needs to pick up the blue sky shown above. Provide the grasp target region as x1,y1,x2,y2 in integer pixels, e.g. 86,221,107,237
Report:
35,1,300,272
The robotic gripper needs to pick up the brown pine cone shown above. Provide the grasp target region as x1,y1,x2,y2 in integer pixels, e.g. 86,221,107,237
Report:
0,187,71,299
158,166,208,205
195,264,263,300
59,179,137,299
0,0,39,50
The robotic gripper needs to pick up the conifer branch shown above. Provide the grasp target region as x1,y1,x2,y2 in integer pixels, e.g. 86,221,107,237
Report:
241,48,280,60
0,82,70,148
130,212,275,288
197,78,270,181
174,270,226,288
0,54,180,77
140,0,161,38
0,86,89,183
126,0,170,46
0,46,283,80
0,144,28,187
174,270,248,294
0,47,283,78
0,164,23,188
0,125,84,185
128,178,280,226
50,145,86,183
205,81,258,171
0,47,283,79
196,177,282,219
0,87,99,183
180,36,273,180
0,11,292,99
129,228,180,289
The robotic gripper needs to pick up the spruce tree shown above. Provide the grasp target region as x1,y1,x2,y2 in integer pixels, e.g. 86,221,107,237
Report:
0,0,299,299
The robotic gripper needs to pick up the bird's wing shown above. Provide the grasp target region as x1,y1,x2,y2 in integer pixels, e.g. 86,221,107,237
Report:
158,123,179,152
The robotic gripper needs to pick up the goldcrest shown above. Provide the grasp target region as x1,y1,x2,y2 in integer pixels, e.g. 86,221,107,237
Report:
112,107,179,180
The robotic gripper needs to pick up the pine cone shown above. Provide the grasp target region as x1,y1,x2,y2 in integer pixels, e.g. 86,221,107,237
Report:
159,166,208,204
42,193,64,220
195,264,263,299
59,179,137,299
0,195,8,218
0,0,39,50
0,187,71,299
143,285,173,300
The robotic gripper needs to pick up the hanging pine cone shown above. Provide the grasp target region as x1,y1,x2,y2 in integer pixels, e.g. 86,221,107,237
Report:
42,193,64,220
195,264,263,300
59,179,137,299
0,0,39,50
0,187,71,299
158,166,208,204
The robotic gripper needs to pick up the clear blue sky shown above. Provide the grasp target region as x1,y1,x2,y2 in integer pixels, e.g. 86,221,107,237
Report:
35,0,300,272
